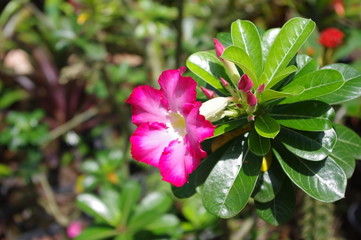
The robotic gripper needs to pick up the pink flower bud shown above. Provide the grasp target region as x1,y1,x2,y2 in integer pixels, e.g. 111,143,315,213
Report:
200,86,216,99
213,38,225,59
247,91,258,106
257,83,265,93
220,77,229,88
67,221,83,239
238,74,254,92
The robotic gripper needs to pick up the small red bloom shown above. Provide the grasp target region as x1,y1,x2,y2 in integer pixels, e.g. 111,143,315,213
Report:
238,74,254,92
319,28,344,48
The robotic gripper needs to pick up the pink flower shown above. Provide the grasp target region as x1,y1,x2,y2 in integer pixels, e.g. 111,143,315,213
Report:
213,38,225,59
238,74,254,92
67,221,83,238
247,92,258,106
126,67,215,187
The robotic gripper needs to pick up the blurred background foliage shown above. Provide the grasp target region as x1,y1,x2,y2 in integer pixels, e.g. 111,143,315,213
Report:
1,0,361,239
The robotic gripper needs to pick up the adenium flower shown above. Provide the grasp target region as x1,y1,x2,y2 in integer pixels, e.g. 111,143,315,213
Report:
67,221,83,238
319,27,344,48
238,74,254,92
126,67,215,187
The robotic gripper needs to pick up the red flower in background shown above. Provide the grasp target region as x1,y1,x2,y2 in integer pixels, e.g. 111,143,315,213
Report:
319,28,344,48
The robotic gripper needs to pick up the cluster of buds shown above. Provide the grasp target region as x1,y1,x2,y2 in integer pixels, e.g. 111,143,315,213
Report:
199,39,265,122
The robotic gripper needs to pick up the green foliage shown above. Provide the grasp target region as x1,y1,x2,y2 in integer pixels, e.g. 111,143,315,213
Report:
184,17,361,225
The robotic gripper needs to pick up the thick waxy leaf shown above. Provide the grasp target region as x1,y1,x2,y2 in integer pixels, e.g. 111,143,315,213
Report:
202,137,262,218
255,180,295,225
261,28,280,65
248,129,271,156
260,18,315,85
294,54,319,78
260,86,304,103
268,65,298,88
273,144,346,202
128,192,172,232
270,100,333,131
144,214,180,234
255,115,280,139
253,160,286,203
74,227,118,240
316,64,361,104
328,146,355,179
231,20,263,79
76,194,116,226
216,32,233,47
333,123,361,159
222,46,257,84
213,117,248,138
187,52,228,94
281,69,344,104
277,128,336,161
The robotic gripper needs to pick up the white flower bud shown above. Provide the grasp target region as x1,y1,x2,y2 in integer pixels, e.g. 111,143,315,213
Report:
200,97,230,122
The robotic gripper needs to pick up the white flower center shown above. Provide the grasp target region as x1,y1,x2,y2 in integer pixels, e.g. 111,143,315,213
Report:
168,112,187,138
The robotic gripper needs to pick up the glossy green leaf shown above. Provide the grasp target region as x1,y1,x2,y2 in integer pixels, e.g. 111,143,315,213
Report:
255,179,295,225
270,100,333,131
213,117,248,138
144,214,180,235
231,20,263,78
260,18,315,85
253,160,286,203
248,129,271,156
277,128,336,161
202,137,262,218
316,64,361,104
216,32,233,47
128,192,172,232
99,187,121,225
267,65,298,89
333,123,361,159
255,115,280,139
76,194,115,226
281,69,344,104
74,227,118,240
222,46,257,84
273,144,346,202
119,180,141,225
261,28,280,64
294,54,319,78
260,86,304,103
187,52,228,94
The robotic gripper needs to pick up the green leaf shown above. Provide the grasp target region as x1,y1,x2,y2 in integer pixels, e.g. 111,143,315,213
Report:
255,115,280,139
201,137,262,218
260,86,304,103
222,46,257,84
202,137,262,218
76,194,115,226
231,20,263,79
281,69,344,104
260,18,315,85
333,123,361,159
0,163,12,177
216,32,233,47
213,117,249,138
270,100,333,131
267,65,298,89
255,180,295,225
248,129,271,156
144,214,180,235
119,180,141,225
74,227,118,240
261,28,280,64
253,160,286,203
276,128,337,161
294,54,319,78
187,52,228,95
273,144,346,202
128,192,172,232
316,64,361,104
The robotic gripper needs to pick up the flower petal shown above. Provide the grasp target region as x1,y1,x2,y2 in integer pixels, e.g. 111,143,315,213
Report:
159,139,200,187
185,102,215,142
130,122,175,167
158,68,197,113
126,85,169,126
